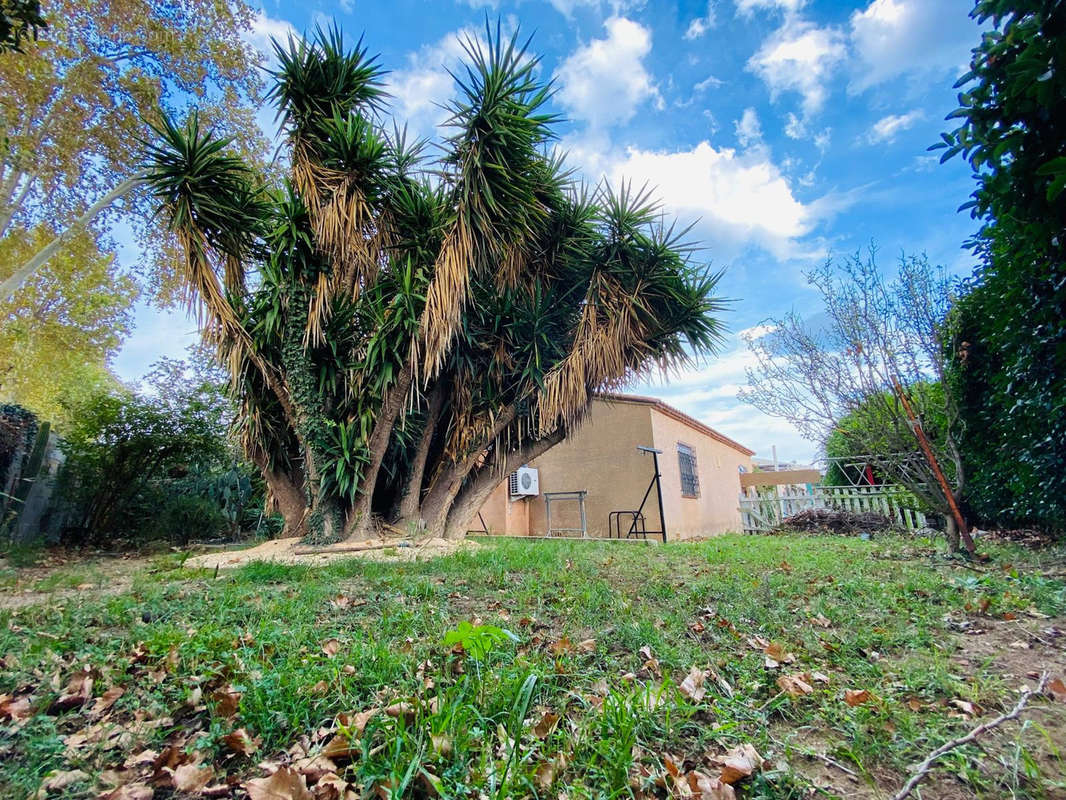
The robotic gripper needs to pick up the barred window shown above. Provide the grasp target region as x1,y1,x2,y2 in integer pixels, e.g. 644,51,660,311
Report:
678,443,700,497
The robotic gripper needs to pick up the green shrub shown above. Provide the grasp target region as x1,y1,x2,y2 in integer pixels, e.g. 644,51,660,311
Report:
155,494,227,545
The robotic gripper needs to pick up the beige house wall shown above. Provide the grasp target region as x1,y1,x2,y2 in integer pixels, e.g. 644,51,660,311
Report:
648,409,754,538
476,396,752,540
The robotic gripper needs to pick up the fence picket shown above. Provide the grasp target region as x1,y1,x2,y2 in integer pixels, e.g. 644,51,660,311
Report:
739,484,927,533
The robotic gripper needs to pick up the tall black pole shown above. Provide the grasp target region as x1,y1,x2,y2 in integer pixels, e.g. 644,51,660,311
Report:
652,450,667,543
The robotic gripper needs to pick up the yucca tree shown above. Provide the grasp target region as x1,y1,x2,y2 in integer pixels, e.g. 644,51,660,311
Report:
144,23,727,543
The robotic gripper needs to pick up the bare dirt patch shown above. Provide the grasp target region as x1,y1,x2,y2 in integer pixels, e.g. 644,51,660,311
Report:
183,536,477,569
0,552,153,610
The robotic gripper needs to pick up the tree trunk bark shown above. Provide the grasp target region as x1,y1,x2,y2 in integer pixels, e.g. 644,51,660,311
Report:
0,176,145,300
442,427,567,540
945,515,960,553
344,365,414,541
259,462,307,537
419,406,518,537
397,383,445,523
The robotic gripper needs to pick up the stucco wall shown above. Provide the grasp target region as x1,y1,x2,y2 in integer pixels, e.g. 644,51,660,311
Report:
649,409,753,538
477,399,658,537
476,397,753,539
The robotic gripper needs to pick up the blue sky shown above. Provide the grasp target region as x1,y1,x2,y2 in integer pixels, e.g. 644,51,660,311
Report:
113,0,981,463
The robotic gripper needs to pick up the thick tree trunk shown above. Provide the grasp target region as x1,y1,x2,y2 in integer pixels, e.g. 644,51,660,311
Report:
945,515,960,553
441,427,567,540
344,365,414,541
397,383,444,523
263,467,307,537
419,406,518,537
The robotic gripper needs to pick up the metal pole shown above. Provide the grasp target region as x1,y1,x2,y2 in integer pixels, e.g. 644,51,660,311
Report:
652,450,667,543
579,493,587,539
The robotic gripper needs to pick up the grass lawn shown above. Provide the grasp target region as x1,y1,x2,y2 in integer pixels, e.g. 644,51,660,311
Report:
1,533,1065,799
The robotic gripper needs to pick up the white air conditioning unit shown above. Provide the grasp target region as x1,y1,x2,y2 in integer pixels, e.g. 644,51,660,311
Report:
508,466,539,497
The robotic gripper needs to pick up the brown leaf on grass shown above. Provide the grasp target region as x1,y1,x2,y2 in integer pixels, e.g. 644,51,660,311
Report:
245,766,313,800
776,674,813,698
1046,677,1066,703
293,755,337,783
168,763,214,793
533,711,560,738
91,686,124,716
212,687,242,719
763,642,796,668
844,689,872,707
52,668,94,711
534,753,569,791
679,667,709,702
123,750,159,769
100,785,154,800
549,636,573,655
41,769,89,791
950,699,981,717
0,693,32,721
575,638,596,653
313,772,353,800
309,680,329,696
685,771,737,799
810,614,832,628
321,639,341,657
717,743,763,785
810,671,830,684
223,728,261,755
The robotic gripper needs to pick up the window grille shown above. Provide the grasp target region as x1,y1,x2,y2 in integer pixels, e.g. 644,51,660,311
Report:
678,443,700,497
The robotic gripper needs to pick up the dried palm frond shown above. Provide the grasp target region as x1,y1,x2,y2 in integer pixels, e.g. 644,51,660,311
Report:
420,216,475,377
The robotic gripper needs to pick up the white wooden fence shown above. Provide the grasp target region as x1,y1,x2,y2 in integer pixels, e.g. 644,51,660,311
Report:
738,485,927,533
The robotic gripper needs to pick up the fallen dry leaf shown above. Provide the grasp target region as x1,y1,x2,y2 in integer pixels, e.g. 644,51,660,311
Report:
100,786,154,800
532,711,560,739
950,699,981,717
313,772,352,800
0,693,32,721
534,753,568,791
844,689,872,707
810,671,830,684
169,763,214,793
91,686,125,716
776,674,813,698
52,668,94,711
680,667,709,702
686,770,736,799
575,638,596,653
763,642,796,668
41,769,89,791
223,728,261,756
212,687,242,719
1046,677,1066,703
321,639,341,657
245,766,313,800
718,743,763,785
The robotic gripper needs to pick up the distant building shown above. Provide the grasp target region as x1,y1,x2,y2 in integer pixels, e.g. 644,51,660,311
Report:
476,394,755,540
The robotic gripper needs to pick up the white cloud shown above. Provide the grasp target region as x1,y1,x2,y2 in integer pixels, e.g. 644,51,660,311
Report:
694,75,724,94
244,11,299,65
632,335,814,461
849,0,975,91
685,2,717,39
385,28,476,139
735,107,762,148
866,110,923,144
735,0,806,16
747,17,846,116
563,133,821,258
554,17,659,129
338,0,353,10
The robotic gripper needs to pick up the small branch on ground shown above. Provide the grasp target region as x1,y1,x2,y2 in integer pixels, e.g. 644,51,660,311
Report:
891,672,1049,800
